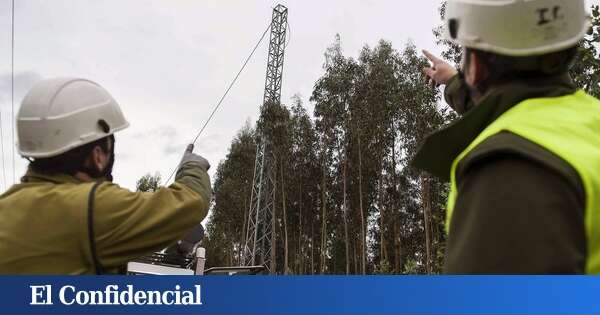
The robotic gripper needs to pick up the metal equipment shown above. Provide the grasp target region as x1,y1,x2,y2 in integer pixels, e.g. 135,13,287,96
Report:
127,224,265,275
128,4,289,276
242,4,288,273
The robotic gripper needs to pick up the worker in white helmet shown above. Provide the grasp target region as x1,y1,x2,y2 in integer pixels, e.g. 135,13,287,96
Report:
415,0,600,273
0,78,212,274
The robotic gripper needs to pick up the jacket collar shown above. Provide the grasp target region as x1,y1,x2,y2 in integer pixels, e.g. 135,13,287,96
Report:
21,168,84,184
413,73,577,181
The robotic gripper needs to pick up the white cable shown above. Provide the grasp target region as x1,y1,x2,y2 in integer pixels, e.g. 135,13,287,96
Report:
0,110,6,191
162,22,272,185
11,0,16,185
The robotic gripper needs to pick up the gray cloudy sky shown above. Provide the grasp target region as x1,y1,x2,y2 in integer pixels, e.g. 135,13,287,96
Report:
0,0,596,191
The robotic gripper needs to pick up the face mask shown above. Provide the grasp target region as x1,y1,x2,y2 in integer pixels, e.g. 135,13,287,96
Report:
103,142,115,182
81,136,115,182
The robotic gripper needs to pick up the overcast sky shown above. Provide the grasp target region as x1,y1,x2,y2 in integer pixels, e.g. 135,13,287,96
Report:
0,0,597,191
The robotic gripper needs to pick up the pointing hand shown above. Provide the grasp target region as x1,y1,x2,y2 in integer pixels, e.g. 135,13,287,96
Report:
422,50,458,88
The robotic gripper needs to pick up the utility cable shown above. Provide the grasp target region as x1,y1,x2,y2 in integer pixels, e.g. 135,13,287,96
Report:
284,20,291,49
163,22,272,185
0,110,6,191
11,0,15,185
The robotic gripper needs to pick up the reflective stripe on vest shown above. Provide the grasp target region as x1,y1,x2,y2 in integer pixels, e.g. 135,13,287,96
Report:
447,90,600,273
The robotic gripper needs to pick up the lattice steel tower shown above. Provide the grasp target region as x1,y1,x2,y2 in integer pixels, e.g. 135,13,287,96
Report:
243,4,288,272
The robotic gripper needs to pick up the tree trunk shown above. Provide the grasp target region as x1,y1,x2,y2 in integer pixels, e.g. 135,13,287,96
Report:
422,175,432,274
378,174,388,265
240,193,248,265
228,228,234,267
320,153,328,274
342,153,350,275
391,135,400,273
353,237,358,274
310,221,315,275
394,222,400,273
398,231,402,274
298,185,303,274
270,164,277,274
281,161,289,275
358,136,366,275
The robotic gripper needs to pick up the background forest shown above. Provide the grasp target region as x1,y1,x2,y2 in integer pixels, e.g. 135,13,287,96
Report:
137,3,600,274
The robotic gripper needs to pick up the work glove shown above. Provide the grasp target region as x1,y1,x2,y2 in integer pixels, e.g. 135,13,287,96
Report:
179,144,210,172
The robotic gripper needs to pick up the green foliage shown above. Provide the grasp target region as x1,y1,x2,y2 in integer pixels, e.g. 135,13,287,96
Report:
571,5,600,98
208,1,600,274
151,2,600,275
135,173,162,192
203,123,257,269
433,2,462,67
374,259,392,275
207,36,449,274
402,259,419,275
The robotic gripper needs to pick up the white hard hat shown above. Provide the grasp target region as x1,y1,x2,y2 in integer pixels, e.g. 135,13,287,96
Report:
445,0,590,56
17,78,129,158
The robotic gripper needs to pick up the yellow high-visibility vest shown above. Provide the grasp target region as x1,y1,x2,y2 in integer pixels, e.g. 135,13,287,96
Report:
447,90,600,273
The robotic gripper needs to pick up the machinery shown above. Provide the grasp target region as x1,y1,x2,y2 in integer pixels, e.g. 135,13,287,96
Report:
127,224,264,275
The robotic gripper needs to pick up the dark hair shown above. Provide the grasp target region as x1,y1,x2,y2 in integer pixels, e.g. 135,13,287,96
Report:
30,135,113,176
467,46,578,93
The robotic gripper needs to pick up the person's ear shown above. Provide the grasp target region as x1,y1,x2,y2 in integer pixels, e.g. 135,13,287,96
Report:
91,146,107,171
465,51,487,87
465,51,477,86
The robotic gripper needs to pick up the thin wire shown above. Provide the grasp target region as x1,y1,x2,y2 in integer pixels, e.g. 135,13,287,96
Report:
284,20,291,49
163,22,272,185
11,0,15,184
0,110,6,191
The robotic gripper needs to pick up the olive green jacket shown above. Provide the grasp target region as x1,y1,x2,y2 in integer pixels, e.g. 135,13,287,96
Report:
0,162,211,274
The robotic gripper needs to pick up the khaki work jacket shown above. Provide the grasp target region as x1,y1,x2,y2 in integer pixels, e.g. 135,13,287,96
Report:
0,162,211,274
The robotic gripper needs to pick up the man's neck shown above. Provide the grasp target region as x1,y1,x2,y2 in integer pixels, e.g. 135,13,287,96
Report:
74,172,94,182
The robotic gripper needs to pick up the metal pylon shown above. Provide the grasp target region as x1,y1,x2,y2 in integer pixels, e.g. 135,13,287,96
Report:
243,4,288,273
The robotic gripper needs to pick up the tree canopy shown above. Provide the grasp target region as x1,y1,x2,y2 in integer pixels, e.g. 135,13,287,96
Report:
203,2,600,274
